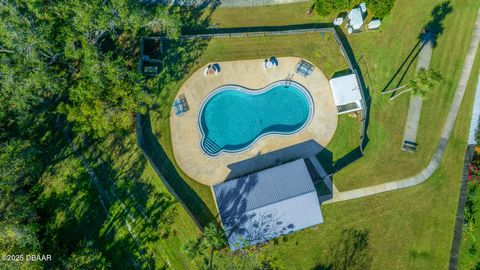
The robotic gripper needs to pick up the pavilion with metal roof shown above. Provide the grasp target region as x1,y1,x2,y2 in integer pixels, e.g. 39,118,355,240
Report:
212,159,324,250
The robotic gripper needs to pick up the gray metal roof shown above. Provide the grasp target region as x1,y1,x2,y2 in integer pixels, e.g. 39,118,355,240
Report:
213,159,323,250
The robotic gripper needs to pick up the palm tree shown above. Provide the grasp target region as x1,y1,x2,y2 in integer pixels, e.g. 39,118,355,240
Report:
182,223,226,269
383,69,442,100
204,223,226,270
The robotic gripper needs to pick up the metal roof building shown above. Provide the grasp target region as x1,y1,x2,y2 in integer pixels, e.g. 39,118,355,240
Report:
212,159,323,250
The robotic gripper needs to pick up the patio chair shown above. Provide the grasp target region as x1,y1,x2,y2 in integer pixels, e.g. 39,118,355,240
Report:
296,60,314,77
173,99,184,116
179,94,189,112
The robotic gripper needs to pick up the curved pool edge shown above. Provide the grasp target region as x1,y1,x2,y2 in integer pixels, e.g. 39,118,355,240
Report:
197,80,315,158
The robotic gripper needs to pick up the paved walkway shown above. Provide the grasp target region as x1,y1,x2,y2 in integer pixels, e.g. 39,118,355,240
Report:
468,74,480,145
325,8,480,204
402,33,434,148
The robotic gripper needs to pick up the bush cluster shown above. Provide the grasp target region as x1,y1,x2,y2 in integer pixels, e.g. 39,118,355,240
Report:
314,0,396,19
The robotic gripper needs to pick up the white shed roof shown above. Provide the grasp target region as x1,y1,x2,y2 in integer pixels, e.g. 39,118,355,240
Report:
329,73,362,106
368,19,381,29
348,7,364,30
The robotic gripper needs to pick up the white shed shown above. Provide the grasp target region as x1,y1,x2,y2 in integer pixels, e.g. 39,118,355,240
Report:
333,17,344,26
329,73,364,114
368,19,382,29
347,7,364,30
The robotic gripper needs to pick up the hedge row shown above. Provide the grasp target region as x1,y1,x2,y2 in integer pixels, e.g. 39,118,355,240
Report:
314,0,396,19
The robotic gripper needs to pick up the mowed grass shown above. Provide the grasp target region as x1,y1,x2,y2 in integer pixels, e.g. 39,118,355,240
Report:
128,0,478,269
209,2,322,28
332,0,479,190
208,0,479,190
37,133,202,269
216,46,479,270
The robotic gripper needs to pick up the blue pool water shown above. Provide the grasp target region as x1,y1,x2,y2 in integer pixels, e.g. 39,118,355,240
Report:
198,81,313,157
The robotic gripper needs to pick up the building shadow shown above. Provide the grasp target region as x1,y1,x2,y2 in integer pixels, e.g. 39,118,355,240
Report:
226,139,327,180
185,22,333,35
137,112,216,228
333,26,371,154
316,143,366,176
225,140,336,205
332,68,353,78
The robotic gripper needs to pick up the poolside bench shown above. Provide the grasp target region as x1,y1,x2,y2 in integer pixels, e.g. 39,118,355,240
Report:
173,94,189,115
402,141,417,153
179,94,189,112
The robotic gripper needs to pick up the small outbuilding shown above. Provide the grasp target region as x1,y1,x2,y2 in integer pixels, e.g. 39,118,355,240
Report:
368,19,382,30
329,73,364,114
333,16,344,26
347,7,364,31
212,159,324,250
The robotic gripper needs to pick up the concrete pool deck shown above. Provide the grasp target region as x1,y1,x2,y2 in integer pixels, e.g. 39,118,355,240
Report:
169,57,337,185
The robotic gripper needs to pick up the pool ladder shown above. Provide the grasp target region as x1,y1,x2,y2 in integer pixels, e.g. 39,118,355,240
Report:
285,74,294,88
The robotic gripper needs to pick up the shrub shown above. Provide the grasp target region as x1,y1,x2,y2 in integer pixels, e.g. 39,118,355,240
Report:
314,0,396,19
314,0,345,16
366,0,396,19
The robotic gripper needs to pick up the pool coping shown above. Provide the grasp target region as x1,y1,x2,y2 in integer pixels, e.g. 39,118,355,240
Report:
196,80,315,158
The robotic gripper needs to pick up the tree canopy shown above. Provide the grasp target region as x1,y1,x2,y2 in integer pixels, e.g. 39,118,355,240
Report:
314,0,396,19
1,0,181,138
0,1,183,268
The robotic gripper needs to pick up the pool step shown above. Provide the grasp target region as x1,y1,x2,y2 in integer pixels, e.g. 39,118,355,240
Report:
203,137,221,156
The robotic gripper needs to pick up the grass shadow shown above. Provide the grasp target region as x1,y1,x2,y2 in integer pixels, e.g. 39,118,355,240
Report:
313,228,371,270
37,125,180,269
137,112,215,229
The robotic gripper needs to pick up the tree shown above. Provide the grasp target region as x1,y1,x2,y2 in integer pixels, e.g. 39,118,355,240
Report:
0,140,43,270
204,223,227,270
51,0,181,138
253,254,285,270
382,69,442,100
1,0,182,138
182,223,226,270
313,0,347,16
0,140,41,222
0,1,65,138
0,223,42,270
64,240,111,270
313,0,396,19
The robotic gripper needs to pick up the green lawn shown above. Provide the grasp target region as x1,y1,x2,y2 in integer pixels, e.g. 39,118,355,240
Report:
206,0,479,191
332,0,479,190
209,2,325,28
38,0,478,269
36,133,202,269
150,0,478,268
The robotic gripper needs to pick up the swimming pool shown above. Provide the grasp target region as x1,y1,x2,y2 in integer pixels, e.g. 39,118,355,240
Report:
198,81,314,157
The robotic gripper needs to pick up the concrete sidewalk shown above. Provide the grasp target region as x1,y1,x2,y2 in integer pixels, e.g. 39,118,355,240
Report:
326,8,480,204
402,33,434,150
